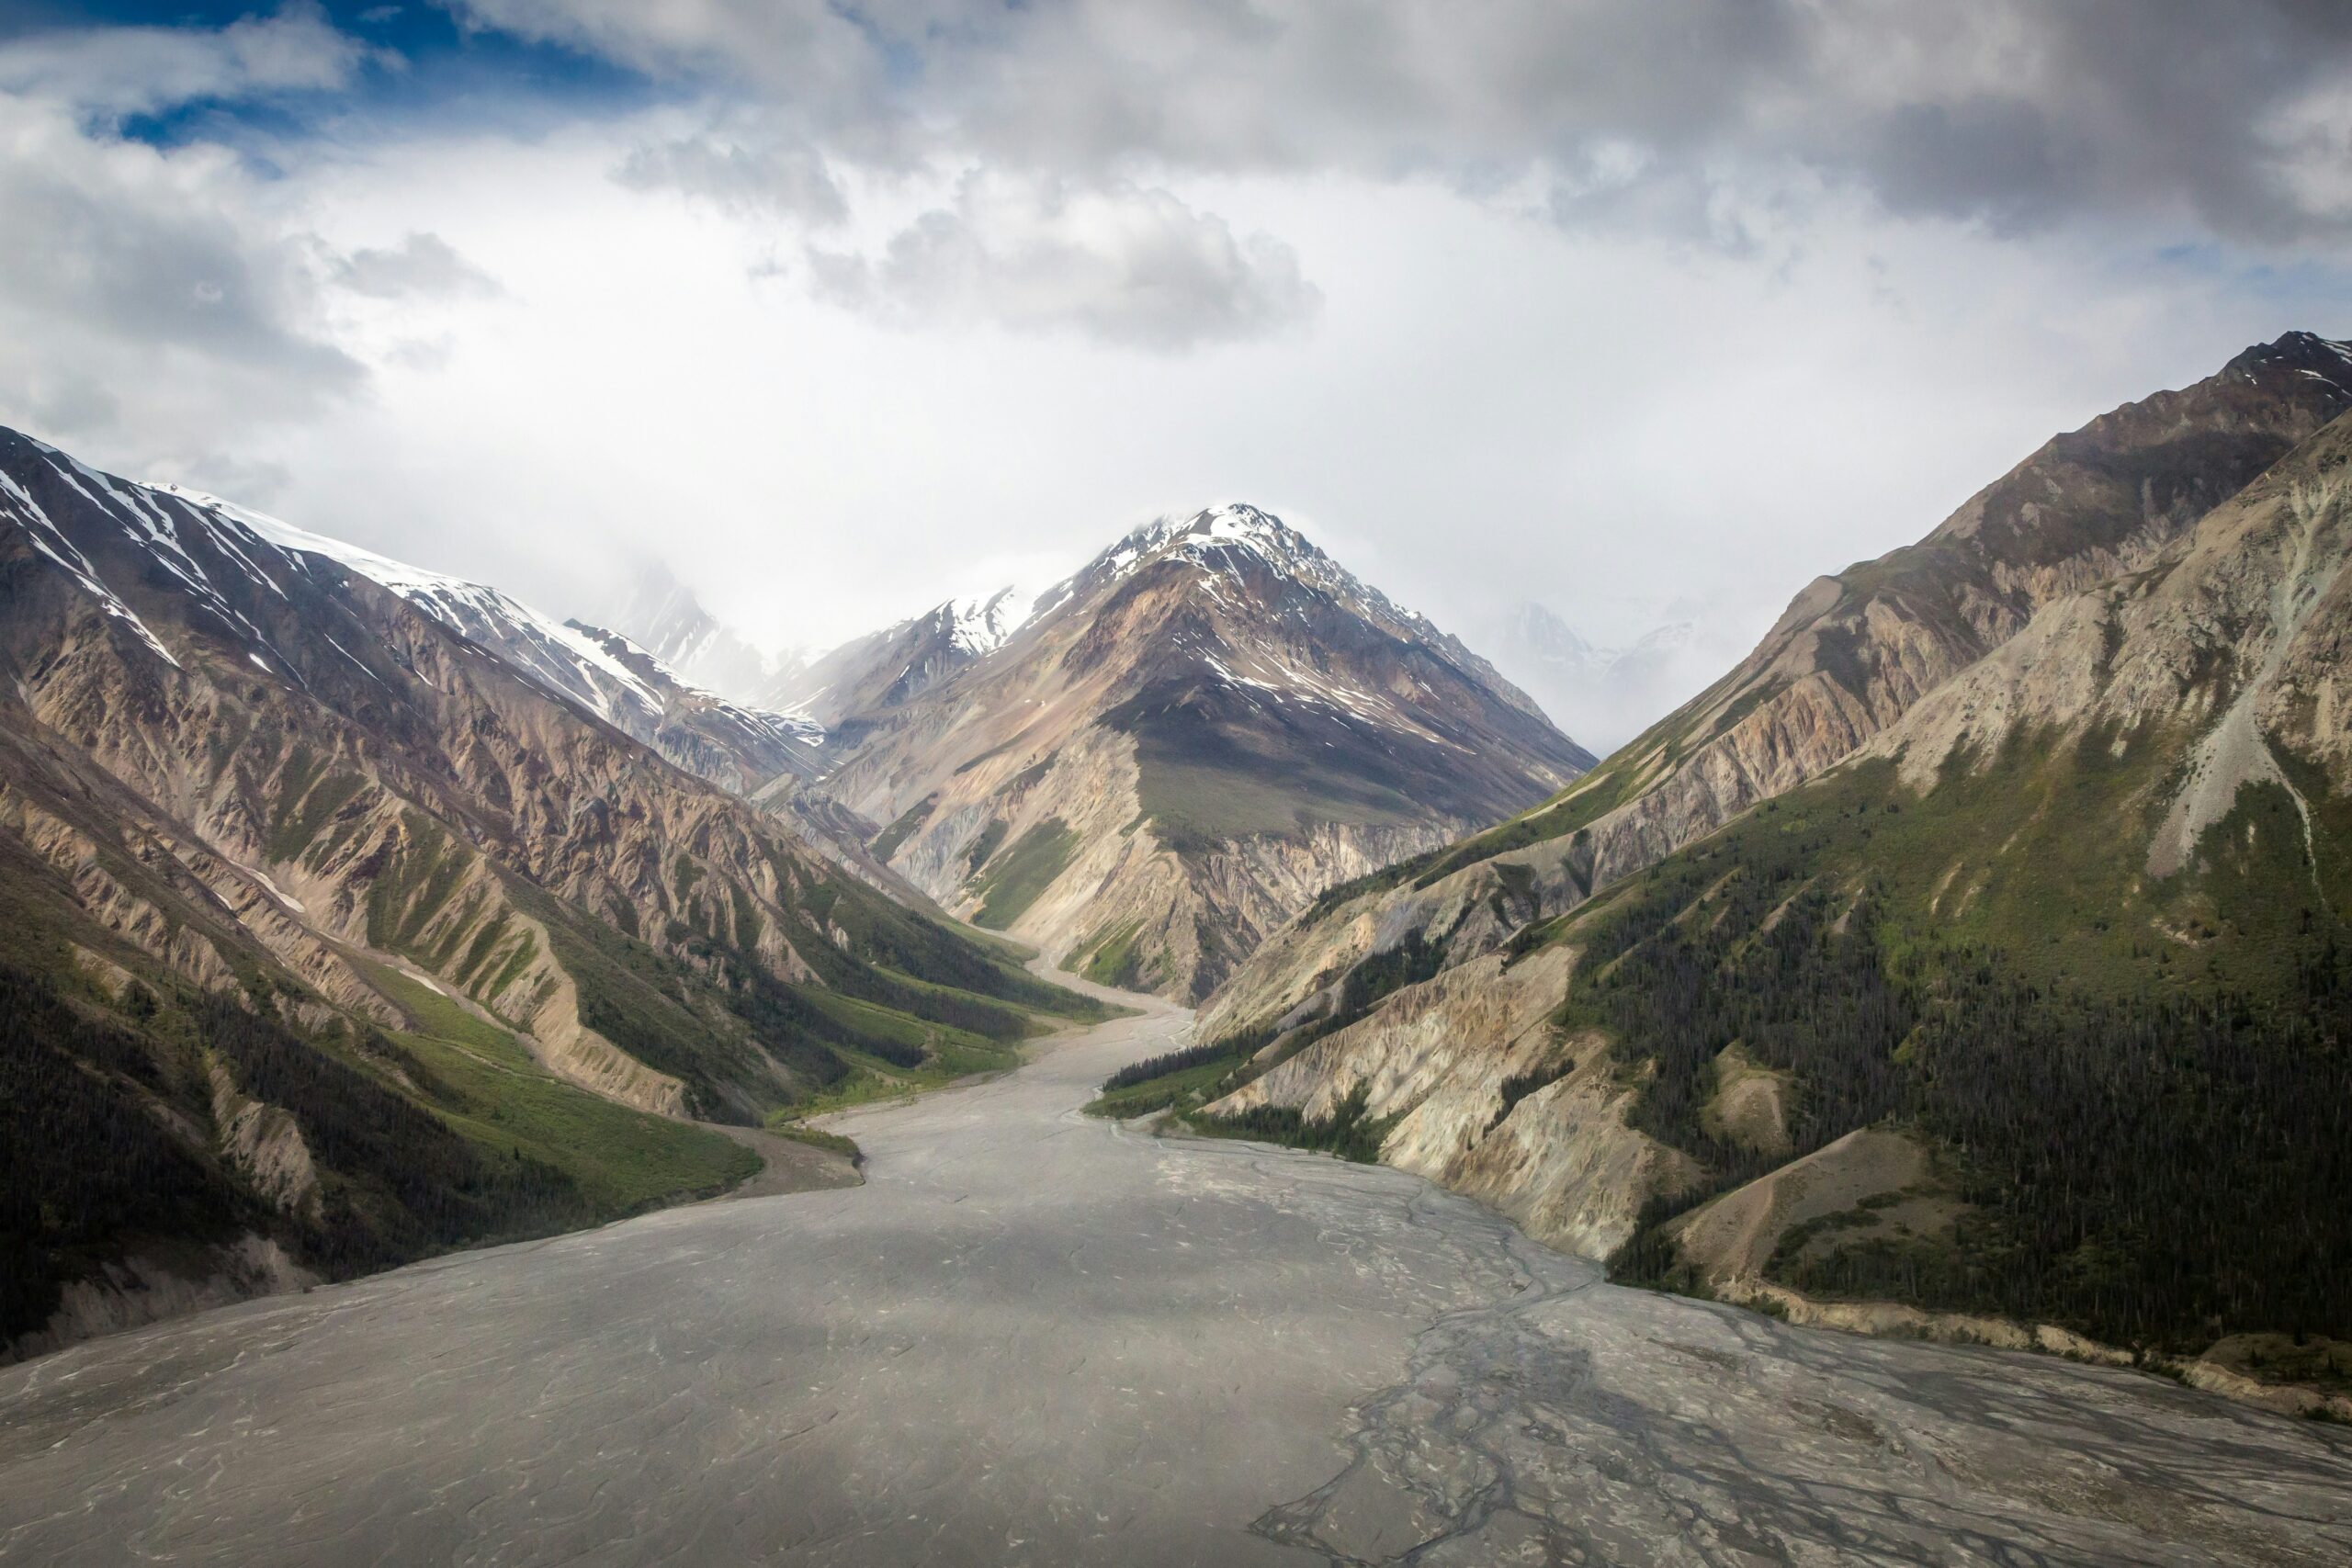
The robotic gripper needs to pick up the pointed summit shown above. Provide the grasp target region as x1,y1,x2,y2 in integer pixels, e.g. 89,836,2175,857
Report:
797,502,1591,1000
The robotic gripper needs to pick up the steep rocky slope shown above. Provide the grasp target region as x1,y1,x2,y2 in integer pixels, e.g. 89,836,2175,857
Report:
0,425,1099,1359
1204,331,2352,1043
800,505,1593,999
561,619,822,794
1178,354,2352,1367
147,504,829,798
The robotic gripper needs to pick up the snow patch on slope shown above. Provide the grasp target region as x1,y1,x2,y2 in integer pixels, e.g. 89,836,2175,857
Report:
0,464,182,668
166,490,672,726
2,426,822,755
946,586,1036,656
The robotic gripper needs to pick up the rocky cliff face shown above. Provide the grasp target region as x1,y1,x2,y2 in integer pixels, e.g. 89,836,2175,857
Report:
801,504,1593,999
0,425,1091,1358
1202,332,2352,1044
1877,412,2352,840
1210,945,1700,1258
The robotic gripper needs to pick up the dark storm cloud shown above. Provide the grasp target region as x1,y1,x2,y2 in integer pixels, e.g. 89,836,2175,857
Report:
0,146,360,389
451,0,2352,243
0,8,368,459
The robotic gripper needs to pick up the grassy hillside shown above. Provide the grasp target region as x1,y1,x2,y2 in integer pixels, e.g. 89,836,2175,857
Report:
2,942,755,1349
363,964,757,1213
1533,730,2352,1352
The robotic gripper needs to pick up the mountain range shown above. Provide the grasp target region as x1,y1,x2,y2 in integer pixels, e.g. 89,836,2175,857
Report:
15,329,2352,1394
0,443,1587,1358
1171,330,2352,1384
0,428,1106,1359
759,586,1035,745
598,559,804,705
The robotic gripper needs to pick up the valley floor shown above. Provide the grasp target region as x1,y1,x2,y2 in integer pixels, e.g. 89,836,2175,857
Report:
1,979,2346,1565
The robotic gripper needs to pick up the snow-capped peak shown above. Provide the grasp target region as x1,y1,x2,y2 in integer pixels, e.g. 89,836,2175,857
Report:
944,585,1035,656
1048,502,1450,649
2230,331,2352,395
1092,503,1326,586
566,619,825,746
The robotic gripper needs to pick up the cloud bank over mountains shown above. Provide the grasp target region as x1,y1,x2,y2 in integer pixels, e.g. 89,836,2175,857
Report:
0,1,2348,674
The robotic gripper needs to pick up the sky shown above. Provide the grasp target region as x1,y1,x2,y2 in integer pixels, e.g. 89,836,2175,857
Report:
4,3,2352,743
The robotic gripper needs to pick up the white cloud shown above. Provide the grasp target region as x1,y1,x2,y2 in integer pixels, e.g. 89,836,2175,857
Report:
330,232,503,299
2261,78,2352,230
2,1,2349,754
615,130,847,223
220,130,2331,681
0,3,368,118
807,174,1320,350
445,0,2352,242
0,92,361,454
0,9,461,481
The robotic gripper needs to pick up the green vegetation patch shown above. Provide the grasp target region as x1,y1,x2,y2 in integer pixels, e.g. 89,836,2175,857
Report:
783,862,1113,1024
869,794,937,862
962,818,1010,877
1571,728,2352,1352
1007,752,1059,794
456,912,515,989
202,998,598,1276
368,964,755,1213
511,880,806,1122
1084,1053,1246,1119
1186,1082,1401,1164
766,1031,1023,1122
1078,919,1153,990
364,813,473,953
1084,1038,1250,1119
1487,1055,1576,1133
0,961,254,1342
1210,929,1449,1067
795,983,1000,1063
969,818,1080,930
767,1122,862,1165
1405,761,1637,890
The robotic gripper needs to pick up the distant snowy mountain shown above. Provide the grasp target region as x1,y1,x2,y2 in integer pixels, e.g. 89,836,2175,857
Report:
1492,602,1714,754
561,621,825,794
761,584,1039,743
946,585,1036,656
600,562,805,708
